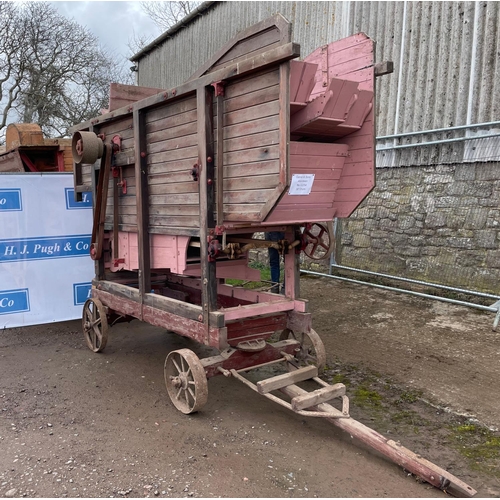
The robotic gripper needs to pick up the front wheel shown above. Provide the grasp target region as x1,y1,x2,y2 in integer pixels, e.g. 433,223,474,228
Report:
279,328,326,372
164,349,208,414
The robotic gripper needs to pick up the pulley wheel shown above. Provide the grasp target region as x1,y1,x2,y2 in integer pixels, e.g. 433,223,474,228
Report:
72,131,104,164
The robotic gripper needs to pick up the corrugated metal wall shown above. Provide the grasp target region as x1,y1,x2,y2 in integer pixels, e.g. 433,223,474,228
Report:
135,1,500,138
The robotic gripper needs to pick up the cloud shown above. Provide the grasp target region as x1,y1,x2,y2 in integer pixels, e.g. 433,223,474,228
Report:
51,1,161,60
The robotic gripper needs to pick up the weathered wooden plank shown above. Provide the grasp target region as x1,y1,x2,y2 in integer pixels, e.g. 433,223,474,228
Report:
224,67,280,99
148,156,198,171
149,204,199,216
224,130,280,153
256,365,318,394
223,173,279,191
108,83,165,112
150,214,200,229
224,145,279,166
146,108,198,135
148,181,199,195
148,171,194,185
212,26,282,71
221,203,264,214
133,109,151,295
148,132,198,152
97,117,133,137
198,86,217,325
150,193,199,205
147,144,198,161
223,159,279,178
224,100,280,127
146,95,197,124
223,188,274,204
147,122,197,147
290,60,318,103
189,14,291,80
291,384,346,411
224,84,280,114
223,115,278,140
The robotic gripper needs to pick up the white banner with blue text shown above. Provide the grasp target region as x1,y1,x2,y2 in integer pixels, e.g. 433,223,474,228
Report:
0,173,94,328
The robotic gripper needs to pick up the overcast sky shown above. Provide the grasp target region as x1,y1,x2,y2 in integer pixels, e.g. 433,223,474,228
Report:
51,1,162,62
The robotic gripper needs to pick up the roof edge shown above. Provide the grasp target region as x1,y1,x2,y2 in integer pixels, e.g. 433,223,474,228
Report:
130,1,219,62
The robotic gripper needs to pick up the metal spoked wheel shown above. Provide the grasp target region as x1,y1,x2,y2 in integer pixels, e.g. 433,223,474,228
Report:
303,222,334,260
82,298,108,353
279,328,326,372
164,349,208,414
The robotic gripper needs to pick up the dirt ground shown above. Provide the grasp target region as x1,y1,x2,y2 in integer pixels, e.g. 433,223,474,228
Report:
1,276,499,498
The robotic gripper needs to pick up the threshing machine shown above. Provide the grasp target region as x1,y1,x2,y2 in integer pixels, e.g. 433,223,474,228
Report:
70,15,475,497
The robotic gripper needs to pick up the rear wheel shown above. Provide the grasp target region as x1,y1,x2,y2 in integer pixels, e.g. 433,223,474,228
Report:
82,298,108,352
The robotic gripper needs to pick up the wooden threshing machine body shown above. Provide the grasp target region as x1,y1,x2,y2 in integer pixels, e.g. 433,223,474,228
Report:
72,13,377,401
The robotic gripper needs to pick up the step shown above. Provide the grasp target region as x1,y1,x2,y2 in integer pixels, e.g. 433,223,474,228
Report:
291,383,346,411
256,365,318,394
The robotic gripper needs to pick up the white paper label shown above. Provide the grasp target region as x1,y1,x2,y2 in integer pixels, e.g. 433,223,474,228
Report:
288,174,315,195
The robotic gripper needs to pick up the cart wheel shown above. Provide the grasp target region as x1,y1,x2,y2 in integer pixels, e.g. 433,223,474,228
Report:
82,298,108,353
279,328,326,372
164,349,208,414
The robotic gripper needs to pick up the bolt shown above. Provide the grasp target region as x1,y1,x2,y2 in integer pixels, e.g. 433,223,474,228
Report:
172,89,177,95
141,152,146,158
163,92,168,99
207,178,213,185
198,314,203,322
207,157,212,163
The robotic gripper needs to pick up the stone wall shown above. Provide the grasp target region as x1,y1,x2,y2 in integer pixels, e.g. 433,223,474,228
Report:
339,163,500,293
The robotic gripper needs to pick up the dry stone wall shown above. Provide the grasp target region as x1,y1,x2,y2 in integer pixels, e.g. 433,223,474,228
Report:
340,163,500,293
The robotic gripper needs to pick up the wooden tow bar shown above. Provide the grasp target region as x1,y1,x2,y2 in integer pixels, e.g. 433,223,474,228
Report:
70,14,477,497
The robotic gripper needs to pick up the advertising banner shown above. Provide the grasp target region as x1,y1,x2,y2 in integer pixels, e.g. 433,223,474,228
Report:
0,173,94,328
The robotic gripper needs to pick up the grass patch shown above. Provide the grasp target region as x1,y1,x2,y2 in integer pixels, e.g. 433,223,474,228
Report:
396,389,423,405
353,384,382,409
449,422,500,474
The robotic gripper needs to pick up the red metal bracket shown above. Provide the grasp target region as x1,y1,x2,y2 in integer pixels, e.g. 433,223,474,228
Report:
212,81,226,97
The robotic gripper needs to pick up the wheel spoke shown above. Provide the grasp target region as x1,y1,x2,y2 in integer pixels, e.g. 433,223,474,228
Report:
172,358,182,375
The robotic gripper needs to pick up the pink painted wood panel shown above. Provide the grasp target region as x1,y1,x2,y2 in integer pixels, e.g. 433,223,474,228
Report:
290,60,318,103
107,232,190,273
265,141,348,224
301,33,376,219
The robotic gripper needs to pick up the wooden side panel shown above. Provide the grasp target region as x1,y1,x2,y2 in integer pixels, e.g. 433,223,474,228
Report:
144,95,201,232
98,117,135,168
221,68,282,222
303,34,376,218
265,141,348,224
189,14,292,81
107,83,164,112
0,151,24,172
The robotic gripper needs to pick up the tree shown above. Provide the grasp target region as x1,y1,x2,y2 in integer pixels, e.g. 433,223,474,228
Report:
140,1,200,32
0,2,132,142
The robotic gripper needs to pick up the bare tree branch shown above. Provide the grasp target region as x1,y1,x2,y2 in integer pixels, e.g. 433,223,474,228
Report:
0,2,133,142
140,1,200,31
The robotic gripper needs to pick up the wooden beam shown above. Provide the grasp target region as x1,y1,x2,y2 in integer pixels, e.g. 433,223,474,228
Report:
374,60,394,77
279,384,477,498
256,365,318,394
133,110,151,299
198,86,218,332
